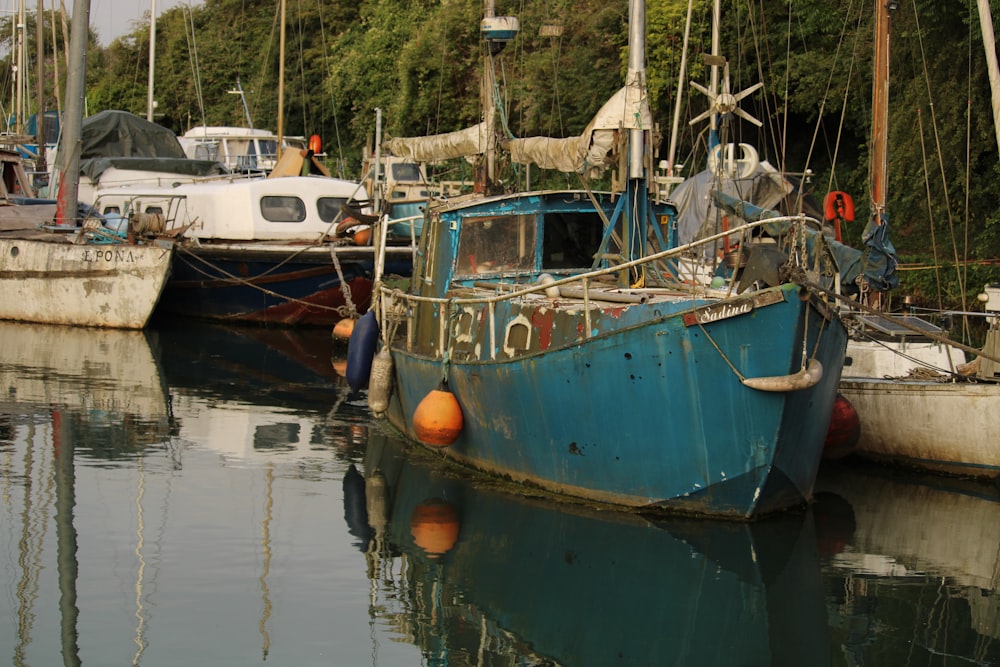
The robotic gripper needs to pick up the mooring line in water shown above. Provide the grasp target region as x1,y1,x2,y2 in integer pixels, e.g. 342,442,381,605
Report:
173,245,357,316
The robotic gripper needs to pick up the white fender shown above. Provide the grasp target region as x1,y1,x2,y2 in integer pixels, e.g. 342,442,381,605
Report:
742,358,823,392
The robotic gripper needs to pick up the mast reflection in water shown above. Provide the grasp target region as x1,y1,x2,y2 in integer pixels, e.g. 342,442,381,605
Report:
1,321,998,665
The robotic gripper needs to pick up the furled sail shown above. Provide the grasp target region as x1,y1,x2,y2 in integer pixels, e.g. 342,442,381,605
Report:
384,122,488,162
505,80,651,174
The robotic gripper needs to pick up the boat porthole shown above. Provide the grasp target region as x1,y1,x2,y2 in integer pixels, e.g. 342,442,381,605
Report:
9,246,18,257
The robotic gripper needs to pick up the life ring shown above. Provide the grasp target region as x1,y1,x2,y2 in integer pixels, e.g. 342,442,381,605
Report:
823,191,855,223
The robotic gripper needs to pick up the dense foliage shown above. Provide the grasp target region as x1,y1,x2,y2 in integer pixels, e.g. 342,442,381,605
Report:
2,0,999,304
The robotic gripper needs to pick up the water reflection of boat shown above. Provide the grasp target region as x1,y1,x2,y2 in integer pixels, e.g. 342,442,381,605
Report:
0,321,170,452
816,462,1000,663
352,430,832,666
153,322,366,462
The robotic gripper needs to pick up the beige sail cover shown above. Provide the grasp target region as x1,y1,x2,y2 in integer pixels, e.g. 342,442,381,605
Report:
384,122,489,162
507,82,651,173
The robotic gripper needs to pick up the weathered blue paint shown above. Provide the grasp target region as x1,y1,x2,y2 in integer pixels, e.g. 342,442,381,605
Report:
378,186,848,518
385,280,845,518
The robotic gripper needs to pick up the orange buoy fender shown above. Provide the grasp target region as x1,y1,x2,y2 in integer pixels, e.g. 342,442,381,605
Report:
367,347,394,416
333,317,356,342
410,499,460,558
352,226,372,246
823,191,855,223
823,393,861,460
309,134,322,154
345,310,379,392
413,382,463,447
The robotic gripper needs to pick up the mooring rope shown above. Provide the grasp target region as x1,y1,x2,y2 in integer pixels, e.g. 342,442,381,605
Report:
173,244,356,317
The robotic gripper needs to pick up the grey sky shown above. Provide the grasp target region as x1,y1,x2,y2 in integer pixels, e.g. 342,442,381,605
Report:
90,0,203,45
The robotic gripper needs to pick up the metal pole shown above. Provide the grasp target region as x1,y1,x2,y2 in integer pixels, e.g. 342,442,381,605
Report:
147,0,155,121
54,0,88,226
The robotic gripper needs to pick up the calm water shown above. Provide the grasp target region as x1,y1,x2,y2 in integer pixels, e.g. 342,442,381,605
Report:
1,321,998,667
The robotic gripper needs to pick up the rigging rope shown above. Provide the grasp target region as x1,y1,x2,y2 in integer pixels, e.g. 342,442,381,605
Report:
910,1,967,314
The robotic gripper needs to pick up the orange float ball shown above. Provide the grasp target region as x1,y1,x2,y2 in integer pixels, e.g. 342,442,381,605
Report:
332,318,356,341
413,386,463,447
353,227,372,246
410,499,460,558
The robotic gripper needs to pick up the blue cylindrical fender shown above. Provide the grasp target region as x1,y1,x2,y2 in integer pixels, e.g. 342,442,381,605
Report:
345,310,379,392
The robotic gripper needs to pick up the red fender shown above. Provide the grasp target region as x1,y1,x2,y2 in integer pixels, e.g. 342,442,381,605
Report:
309,134,322,154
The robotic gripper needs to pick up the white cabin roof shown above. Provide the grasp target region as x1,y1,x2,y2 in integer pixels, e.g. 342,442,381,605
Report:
93,176,368,242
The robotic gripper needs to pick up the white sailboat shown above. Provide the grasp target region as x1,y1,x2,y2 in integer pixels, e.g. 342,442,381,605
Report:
0,0,172,329
836,2,1000,477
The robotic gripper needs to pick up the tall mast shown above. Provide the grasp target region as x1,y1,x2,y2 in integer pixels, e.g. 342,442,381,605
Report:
478,0,517,193
36,0,46,173
626,0,646,182
665,0,694,179
55,0,88,226
976,0,1000,155
482,0,497,189
276,0,286,159
870,0,891,221
16,0,26,135
147,0,155,121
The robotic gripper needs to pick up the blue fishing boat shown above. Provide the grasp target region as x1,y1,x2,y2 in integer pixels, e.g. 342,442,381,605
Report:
362,0,849,518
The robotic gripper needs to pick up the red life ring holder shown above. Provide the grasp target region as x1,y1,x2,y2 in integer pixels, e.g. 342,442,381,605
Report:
823,191,855,223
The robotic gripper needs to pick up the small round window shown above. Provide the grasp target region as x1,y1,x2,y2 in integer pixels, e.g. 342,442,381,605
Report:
260,196,307,222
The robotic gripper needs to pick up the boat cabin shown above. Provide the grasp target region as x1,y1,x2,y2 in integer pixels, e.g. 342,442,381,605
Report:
180,127,308,174
414,191,678,298
93,175,368,242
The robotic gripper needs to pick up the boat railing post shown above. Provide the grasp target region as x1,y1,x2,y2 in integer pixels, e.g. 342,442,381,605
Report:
439,302,447,359
489,301,496,360
582,276,592,338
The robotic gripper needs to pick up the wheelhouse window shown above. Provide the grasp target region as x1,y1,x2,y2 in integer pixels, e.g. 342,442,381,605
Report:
456,214,536,276
317,197,351,223
391,162,423,183
541,210,605,269
260,196,307,222
193,142,219,162
258,140,277,158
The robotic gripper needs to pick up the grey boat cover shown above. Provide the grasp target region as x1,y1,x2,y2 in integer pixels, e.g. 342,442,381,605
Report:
74,110,228,179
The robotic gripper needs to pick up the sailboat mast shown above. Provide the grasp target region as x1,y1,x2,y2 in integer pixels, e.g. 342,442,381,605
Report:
36,0,46,173
147,0,155,121
870,0,890,220
54,0,89,226
277,0,286,160
626,0,646,181
975,0,1000,155
16,0,26,135
482,0,497,189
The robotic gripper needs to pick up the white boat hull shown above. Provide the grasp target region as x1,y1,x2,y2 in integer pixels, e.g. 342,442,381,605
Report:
839,377,1000,477
0,239,172,328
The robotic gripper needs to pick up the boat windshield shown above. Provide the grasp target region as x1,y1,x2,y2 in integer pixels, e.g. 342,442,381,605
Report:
391,163,423,183
456,214,536,276
317,197,351,223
